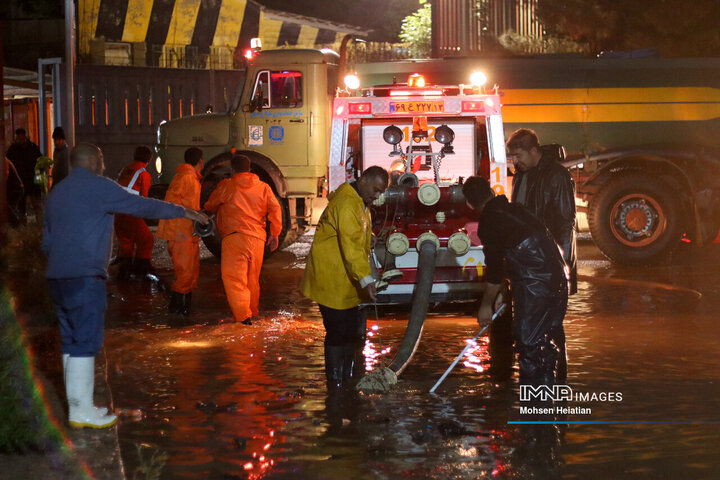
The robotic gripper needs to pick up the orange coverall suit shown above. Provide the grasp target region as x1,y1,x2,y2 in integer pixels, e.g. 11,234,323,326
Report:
114,161,153,260
204,172,282,322
156,164,202,294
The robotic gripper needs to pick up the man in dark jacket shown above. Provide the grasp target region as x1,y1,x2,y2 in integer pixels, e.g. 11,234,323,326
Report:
51,127,70,186
463,175,568,386
508,129,577,294
43,143,208,429
5,128,42,224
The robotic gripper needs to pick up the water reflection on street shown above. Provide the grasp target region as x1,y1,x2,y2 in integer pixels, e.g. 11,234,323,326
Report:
104,234,720,479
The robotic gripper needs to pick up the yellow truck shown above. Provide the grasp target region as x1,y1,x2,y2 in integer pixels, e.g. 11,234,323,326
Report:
156,49,339,252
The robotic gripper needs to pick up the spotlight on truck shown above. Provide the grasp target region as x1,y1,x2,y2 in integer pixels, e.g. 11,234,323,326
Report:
435,124,455,154
470,71,487,88
344,74,360,90
383,125,404,156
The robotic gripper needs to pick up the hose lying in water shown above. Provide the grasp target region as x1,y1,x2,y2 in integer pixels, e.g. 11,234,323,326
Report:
356,240,438,393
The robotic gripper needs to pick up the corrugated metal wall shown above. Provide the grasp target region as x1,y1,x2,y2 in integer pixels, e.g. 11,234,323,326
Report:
432,0,543,57
74,64,243,177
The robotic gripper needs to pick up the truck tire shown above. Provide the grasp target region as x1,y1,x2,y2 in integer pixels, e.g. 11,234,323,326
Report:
588,173,683,265
199,154,291,258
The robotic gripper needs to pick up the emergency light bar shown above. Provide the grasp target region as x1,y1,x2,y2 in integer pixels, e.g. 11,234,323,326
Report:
348,102,372,114
408,73,426,88
462,101,485,113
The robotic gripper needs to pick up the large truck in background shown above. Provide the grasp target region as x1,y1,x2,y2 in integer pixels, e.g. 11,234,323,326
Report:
155,47,720,265
356,56,720,265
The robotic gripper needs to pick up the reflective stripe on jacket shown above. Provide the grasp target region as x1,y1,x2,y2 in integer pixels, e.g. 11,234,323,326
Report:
117,161,151,197
300,182,372,310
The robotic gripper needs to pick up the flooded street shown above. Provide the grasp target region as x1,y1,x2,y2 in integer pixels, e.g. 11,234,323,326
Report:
103,233,720,479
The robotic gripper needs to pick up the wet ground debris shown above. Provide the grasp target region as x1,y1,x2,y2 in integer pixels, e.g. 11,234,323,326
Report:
132,443,168,480
233,437,248,450
355,366,397,393
411,419,473,444
195,400,238,414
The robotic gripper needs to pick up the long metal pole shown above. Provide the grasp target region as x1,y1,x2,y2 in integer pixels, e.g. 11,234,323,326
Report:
429,304,507,394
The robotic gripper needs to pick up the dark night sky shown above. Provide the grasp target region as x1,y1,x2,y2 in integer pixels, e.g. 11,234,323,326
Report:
254,0,421,41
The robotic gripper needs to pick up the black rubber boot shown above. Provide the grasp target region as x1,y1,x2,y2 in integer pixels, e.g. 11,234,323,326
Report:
179,293,192,317
168,292,183,314
342,342,365,385
324,344,346,391
134,258,157,279
117,257,133,280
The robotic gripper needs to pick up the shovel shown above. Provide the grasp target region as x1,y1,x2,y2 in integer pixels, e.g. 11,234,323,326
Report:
429,304,507,394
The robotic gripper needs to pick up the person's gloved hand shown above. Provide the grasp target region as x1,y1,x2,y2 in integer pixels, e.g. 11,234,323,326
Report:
266,235,279,251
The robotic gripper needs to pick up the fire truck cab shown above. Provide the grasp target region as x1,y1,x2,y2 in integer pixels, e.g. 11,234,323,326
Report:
328,73,509,305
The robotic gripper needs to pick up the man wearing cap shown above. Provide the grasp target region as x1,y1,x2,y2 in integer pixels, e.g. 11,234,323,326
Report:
43,143,207,428
51,127,70,186
157,147,205,316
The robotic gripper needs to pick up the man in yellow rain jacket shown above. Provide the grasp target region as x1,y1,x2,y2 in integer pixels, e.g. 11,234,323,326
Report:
157,147,204,316
204,154,282,324
301,166,389,390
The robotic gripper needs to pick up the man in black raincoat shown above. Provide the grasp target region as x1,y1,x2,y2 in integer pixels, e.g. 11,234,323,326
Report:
463,176,568,386
508,129,577,295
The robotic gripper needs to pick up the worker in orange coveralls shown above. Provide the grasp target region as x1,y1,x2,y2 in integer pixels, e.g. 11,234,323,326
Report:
204,154,282,325
157,147,204,316
114,146,154,279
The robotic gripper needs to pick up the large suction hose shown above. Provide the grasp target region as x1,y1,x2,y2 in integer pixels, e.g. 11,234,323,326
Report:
388,240,438,375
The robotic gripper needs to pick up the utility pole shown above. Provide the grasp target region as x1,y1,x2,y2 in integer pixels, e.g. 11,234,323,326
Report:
62,0,76,146
1,20,7,243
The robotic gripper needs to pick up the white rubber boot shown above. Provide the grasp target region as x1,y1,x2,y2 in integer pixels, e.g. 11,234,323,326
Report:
63,354,108,416
65,356,117,429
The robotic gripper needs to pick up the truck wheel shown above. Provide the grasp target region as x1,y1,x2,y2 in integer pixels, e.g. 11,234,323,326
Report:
198,155,291,258
588,174,683,265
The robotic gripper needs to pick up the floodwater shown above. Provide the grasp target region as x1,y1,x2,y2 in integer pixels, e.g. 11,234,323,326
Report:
104,233,720,479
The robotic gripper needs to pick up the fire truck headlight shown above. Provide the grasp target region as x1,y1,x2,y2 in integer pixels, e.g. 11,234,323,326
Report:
435,124,455,145
383,126,403,146
448,232,471,256
344,74,360,90
387,232,410,256
470,71,487,87
155,156,162,176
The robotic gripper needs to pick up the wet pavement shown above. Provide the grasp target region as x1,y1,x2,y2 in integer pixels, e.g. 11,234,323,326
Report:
104,232,720,479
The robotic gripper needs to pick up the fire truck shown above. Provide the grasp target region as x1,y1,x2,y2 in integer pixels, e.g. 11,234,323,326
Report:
328,72,507,304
